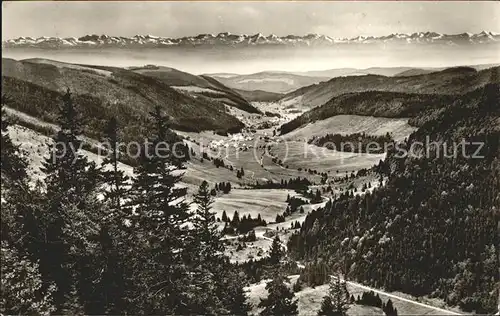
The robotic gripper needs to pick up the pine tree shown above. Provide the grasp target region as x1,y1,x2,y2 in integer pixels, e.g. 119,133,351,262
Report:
0,96,31,244
220,268,252,315
1,98,45,307
96,117,129,313
259,273,298,316
101,117,129,219
222,182,232,194
0,241,57,315
318,295,336,316
1,96,28,189
192,180,224,262
128,105,190,314
268,235,283,265
92,224,126,314
383,299,398,316
189,182,251,315
222,210,229,222
39,89,102,312
318,276,350,316
232,210,240,227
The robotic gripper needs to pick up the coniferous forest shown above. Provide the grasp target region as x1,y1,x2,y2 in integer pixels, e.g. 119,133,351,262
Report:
2,84,500,316
288,84,500,314
1,91,251,315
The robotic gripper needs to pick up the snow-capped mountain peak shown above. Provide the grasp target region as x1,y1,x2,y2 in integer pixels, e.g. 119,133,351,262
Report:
3,31,499,49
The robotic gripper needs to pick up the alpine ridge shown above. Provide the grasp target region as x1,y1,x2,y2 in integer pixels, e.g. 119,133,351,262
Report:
3,31,499,49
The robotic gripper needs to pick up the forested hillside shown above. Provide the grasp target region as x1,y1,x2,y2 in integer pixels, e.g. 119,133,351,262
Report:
1,58,245,134
287,83,500,314
0,92,251,315
280,67,500,135
131,65,261,114
280,66,500,111
279,91,456,134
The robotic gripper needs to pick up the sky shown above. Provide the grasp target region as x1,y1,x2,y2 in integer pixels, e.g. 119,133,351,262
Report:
3,1,500,40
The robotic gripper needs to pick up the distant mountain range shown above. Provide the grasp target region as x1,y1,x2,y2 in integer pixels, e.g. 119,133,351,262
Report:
278,66,500,134
3,31,499,49
206,64,500,94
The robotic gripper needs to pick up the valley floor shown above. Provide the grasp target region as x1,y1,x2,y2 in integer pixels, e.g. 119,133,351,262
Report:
6,103,466,316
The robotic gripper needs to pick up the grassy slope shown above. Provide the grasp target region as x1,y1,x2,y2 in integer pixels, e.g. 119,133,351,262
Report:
131,64,261,114
283,115,417,142
2,58,245,137
279,91,457,134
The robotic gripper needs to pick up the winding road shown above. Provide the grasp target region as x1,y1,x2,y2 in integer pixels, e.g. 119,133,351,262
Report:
262,233,463,315
222,200,463,315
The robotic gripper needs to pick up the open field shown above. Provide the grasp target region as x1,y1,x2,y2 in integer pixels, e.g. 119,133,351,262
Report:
212,188,292,222
181,129,385,186
224,237,271,263
283,115,418,142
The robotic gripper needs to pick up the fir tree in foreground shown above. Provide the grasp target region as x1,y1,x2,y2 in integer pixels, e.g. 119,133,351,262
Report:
192,180,224,261
97,117,129,313
268,235,283,265
318,276,350,316
101,117,129,219
183,180,232,314
38,89,102,313
0,95,57,314
287,84,500,314
1,95,30,243
221,269,252,315
0,241,57,315
1,95,28,189
127,105,190,314
259,273,298,316
383,299,398,316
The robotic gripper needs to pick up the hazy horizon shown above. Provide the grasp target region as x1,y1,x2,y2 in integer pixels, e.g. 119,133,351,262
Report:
3,43,500,75
3,1,500,75
3,2,500,40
